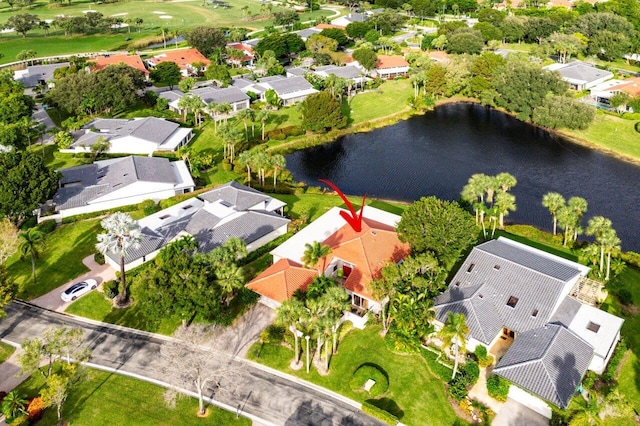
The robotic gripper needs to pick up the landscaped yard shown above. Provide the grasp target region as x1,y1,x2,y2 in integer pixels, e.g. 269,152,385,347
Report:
0,341,15,364
248,325,459,425
14,367,250,426
346,79,414,125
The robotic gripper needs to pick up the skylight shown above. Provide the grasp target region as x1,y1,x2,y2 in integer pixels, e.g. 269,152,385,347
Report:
467,263,475,273
531,309,538,317
587,322,600,333
493,264,501,270
507,296,519,308
182,205,193,210
159,214,171,220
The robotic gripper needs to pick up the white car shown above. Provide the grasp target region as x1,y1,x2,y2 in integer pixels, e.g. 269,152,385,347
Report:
61,279,98,302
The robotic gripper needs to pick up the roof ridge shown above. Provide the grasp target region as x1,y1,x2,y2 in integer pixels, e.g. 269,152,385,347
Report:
477,244,569,283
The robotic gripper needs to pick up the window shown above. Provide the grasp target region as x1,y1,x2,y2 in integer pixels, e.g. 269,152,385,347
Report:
587,322,600,333
182,205,193,210
531,309,538,317
467,263,475,273
493,264,501,270
506,296,519,308
454,281,460,287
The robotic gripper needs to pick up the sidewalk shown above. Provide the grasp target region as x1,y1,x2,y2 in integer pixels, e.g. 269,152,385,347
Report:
0,344,28,394
31,255,116,312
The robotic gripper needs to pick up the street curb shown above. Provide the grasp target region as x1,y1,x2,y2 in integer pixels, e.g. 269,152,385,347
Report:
83,362,277,426
244,359,362,411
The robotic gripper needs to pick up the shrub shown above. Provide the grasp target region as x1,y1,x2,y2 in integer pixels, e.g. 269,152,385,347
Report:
619,251,640,268
448,378,468,401
103,280,119,300
221,158,232,171
26,397,45,422
260,325,285,344
281,125,305,137
266,128,287,140
349,364,389,398
460,361,480,386
140,199,159,216
37,219,57,234
617,289,633,306
635,121,640,133
474,345,493,367
9,415,29,426
486,375,509,401
602,340,627,382
361,401,398,426
582,371,597,389
94,252,105,265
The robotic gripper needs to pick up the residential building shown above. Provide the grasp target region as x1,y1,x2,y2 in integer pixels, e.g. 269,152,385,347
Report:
62,118,194,156
160,86,250,119
247,206,410,328
293,27,322,42
231,75,318,106
226,42,255,67
434,237,623,414
331,13,367,28
146,48,211,77
590,77,640,111
313,64,369,86
374,55,410,79
89,54,149,77
104,181,289,271
14,62,70,91
544,61,613,91
45,156,194,221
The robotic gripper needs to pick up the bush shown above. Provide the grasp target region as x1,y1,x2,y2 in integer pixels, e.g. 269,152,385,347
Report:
602,340,627,382
361,401,398,426
140,199,160,216
94,252,105,265
459,361,480,386
349,364,389,398
26,397,45,422
221,158,232,171
9,415,29,426
266,128,287,140
487,375,510,401
474,345,494,367
37,219,57,234
582,371,597,389
448,378,468,401
619,251,640,268
103,280,119,300
281,125,305,137
617,289,633,306
260,325,285,344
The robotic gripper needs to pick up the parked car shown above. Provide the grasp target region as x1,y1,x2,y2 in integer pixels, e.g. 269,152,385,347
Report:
61,279,98,302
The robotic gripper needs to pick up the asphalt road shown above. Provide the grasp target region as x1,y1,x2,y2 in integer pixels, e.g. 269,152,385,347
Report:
0,302,383,426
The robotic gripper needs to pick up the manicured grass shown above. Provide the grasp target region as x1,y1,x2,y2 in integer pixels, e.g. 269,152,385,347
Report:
496,224,578,262
38,144,90,171
0,0,332,64
562,112,640,162
0,341,16,364
14,367,250,426
347,79,414,125
6,219,102,300
247,325,459,425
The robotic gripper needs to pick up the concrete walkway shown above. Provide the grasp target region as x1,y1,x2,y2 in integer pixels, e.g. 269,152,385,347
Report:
0,344,28,394
31,254,116,312
468,366,504,414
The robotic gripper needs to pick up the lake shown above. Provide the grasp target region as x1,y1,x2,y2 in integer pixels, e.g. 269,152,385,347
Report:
285,102,640,252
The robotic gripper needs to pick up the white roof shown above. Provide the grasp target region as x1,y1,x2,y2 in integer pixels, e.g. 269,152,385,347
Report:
567,303,624,358
270,205,402,264
277,87,319,100
158,127,192,151
589,79,626,94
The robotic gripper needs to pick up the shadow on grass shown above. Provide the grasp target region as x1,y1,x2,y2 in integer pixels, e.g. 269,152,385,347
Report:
366,397,404,420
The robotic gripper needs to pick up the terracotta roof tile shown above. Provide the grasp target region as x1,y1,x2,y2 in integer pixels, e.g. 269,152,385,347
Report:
150,48,210,71
376,55,410,70
247,258,317,303
91,54,149,74
609,77,640,97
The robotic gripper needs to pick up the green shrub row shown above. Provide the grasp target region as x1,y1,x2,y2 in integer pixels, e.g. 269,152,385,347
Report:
602,339,627,383
37,219,57,234
361,401,398,426
238,232,293,266
618,251,640,269
486,375,510,402
420,347,453,381
60,199,157,224
349,364,389,398
266,125,305,141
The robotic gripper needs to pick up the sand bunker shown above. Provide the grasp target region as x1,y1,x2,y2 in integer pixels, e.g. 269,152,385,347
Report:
153,11,166,14
111,13,128,17
159,15,173,19
82,10,97,13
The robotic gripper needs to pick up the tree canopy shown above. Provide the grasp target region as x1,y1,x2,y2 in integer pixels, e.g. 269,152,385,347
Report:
185,26,226,57
149,61,182,90
301,91,347,133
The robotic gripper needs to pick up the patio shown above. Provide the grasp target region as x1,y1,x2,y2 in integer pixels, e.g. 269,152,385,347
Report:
490,333,514,362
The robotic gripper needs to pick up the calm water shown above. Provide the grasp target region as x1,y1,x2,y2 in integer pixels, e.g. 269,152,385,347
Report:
286,103,640,252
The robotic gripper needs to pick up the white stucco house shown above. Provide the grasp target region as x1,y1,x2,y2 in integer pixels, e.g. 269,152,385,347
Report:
61,118,194,156
104,181,290,271
159,86,251,119
43,156,194,221
544,61,613,91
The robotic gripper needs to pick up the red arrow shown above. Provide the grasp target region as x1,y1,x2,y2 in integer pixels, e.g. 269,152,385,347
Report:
319,179,366,232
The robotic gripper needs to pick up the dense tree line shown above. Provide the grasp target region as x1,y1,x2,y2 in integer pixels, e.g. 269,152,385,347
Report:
0,69,35,150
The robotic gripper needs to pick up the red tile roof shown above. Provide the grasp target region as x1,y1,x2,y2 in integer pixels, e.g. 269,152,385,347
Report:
609,77,640,97
246,258,317,303
90,54,149,74
315,24,344,30
376,55,410,70
150,48,210,71
226,43,255,62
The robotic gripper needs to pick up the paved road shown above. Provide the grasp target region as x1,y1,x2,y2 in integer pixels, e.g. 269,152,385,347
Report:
0,302,383,426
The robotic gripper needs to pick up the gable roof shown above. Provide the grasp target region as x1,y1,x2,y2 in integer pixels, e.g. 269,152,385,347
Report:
198,180,280,210
54,156,181,210
376,55,410,70
247,258,318,303
14,62,70,87
74,118,184,147
434,238,586,344
261,76,314,95
190,87,250,105
91,54,149,74
545,61,613,85
148,48,210,71
493,324,593,408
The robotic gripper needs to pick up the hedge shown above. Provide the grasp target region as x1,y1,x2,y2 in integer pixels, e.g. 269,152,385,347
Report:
486,375,510,402
60,200,150,224
602,339,627,382
361,401,398,426
349,364,389,398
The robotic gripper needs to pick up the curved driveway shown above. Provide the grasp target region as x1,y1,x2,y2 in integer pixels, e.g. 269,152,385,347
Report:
0,302,382,426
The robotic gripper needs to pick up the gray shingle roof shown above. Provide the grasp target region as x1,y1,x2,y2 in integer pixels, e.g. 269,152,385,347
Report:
54,156,178,210
198,181,271,210
81,118,182,145
315,65,363,79
190,87,249,105
434,239,582,344
550,296,582,327
494,324,593,408
265,76,313,95
552,61,613,84
293,28,321,39
15,62,70,87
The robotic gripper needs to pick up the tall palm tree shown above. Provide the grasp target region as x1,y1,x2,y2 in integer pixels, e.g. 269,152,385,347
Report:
321,286,350,354
18,228,45,286
496,172,517,193
275,299,307,367
95,212,142,305
235,108,254,141
438,312,469,379
256,110,269,140
216,102,233,124
237,150,256,186
494,191,516,230
542,192,566,236
602,228,621,281
568,196,588,242
271,154,286,189
557,205,574,247
302,241,332,274
586,216,612,274
217,263,244,305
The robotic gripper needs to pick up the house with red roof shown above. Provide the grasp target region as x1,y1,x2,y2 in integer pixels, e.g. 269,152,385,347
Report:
146,48,211,77
374,55,410,79
89,54,149,78
590,77,640,112
247,206,410,328
226,43,255,68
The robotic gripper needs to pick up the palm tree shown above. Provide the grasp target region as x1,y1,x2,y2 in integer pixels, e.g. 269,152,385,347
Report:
586,216,612,274
271,154,286,189
542,192,566,236
235,108,254,141
275,299,307,367
95,212,142,305
217,263,244,305
568,196,588,242
302,241,332,274
256,110,269,140
237,150,256,186
321,287,350,355
494,191,516,230
602,228,621,281
1,390,27,419
438,312,469,379
557,205,574,247
216,102,233,124
18,228,45,286
496,172,517,193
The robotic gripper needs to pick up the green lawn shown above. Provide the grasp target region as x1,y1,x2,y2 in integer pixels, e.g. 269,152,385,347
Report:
0,341,16,364
0,0,332,64
562,112,640,162
347,79,414,125
65,291,182,335
38,144,91,171
6,219,102,300
248,325,460,426
14,367,250,426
